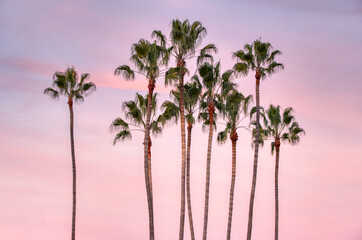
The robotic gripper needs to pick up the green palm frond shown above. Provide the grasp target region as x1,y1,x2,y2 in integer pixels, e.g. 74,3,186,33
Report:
165,67,183,86
250,121,267,147
217,129,228,145
197,43,217,65
161,100,179,124
73,93,84,103
283,107,294,125
152,30,167,47
150,118,163,137
79,72,90,86
122,100,144,126
43,87,59,99
113,130,132,145
52,72,68,94
114,65,135,80
198,111,217,132
136,93,147,116
110,117,129,131
185,113,195,125
271,141,275,154
81,82,96,96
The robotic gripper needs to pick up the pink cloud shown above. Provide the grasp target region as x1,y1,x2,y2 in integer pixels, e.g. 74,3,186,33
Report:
0,57,58,76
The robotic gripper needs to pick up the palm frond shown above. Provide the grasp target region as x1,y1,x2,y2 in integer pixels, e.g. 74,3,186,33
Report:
43,87,59,100
152,30,167,47
113,130,132,145
114,65,135,80
161,100,179,124
82,82,96,96
110,117,129,131
217,129,228,145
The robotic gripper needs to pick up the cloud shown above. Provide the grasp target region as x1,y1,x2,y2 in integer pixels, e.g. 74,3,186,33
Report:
92,72,173,93
0,57,58,76
227,0,361,16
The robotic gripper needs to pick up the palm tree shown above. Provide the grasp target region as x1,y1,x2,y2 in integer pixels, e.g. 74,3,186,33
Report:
43,66,96,240
152,19,216,240
195,61,235,240
264,105,305,240
162,80,202,240
232,39,284,240
114,39,170,240
217,90,253,240
110,93,166,196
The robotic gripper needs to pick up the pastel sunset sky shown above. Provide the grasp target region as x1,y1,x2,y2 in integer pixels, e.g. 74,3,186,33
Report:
1,0,362,240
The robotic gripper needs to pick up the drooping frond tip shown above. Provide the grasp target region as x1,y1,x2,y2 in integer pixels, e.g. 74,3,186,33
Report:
114,65,135,81
43,88,59,100
151,30,167,47
112,130,132,145
82,82,97,96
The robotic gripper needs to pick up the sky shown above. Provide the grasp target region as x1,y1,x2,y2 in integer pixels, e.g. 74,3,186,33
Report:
1,0,362,239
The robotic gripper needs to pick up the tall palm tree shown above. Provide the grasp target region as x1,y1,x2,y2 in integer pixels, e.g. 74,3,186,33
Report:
114,39,170,240
264,105,305,240
217,90,253,240
232,39,284,240
195,61,235,240
110,93,167,196
43,66,96,240
162,80,202,240
152,19,216,240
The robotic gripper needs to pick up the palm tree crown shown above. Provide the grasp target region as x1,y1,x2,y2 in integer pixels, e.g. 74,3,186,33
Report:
217,90,253,143
196,61,235,127
110,93,166,144
265,105,305,152
162,80,202,125
153,19,216,69
233,39,284,78
115,39,171,82
44,66,96,102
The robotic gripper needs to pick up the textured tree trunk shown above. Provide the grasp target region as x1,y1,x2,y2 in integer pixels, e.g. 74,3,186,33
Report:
68,98,76,240
178,58,187,240
144,78,155,240
202,101,215,240
226,129,238,240
246,72,261,240
186,123,195,240
149,136,153,196
274,138,280,240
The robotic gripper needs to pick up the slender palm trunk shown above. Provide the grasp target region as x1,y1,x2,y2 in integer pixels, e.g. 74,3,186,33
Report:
149,136,153,196
226,129,238,240
246,72,261,240
144,78,155,240
186,123,195,240
202,101,215,240
274,139,280,240
178,58,187,240
68,98,76,240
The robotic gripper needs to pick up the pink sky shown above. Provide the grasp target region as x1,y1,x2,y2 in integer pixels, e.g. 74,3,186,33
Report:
1,0,362,239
